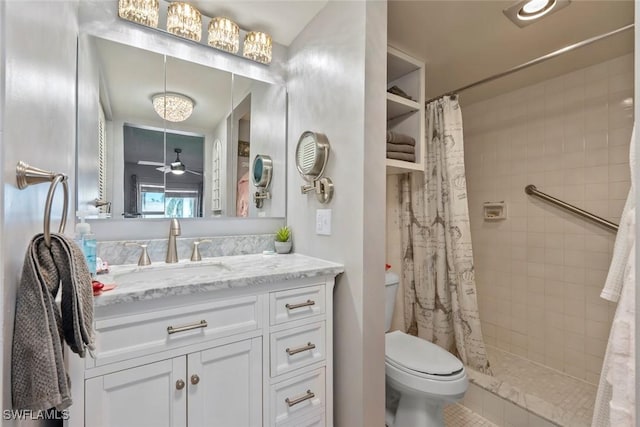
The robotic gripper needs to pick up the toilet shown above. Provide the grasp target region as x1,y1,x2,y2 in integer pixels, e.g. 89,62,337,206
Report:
384,271,468,427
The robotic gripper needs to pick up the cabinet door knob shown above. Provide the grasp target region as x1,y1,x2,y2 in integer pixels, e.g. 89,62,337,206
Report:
176,379,185,390
191,374,200,385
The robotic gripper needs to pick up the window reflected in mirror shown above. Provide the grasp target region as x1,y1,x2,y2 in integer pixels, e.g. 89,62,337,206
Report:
123,125,204,218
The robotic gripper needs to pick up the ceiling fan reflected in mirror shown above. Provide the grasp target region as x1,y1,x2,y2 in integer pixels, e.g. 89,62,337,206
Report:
137,148,202,176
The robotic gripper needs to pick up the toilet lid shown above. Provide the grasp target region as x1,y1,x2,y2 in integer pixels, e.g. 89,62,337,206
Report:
385,331,463,376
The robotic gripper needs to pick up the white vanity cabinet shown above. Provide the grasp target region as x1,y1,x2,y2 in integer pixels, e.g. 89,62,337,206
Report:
67,257,341,427
85,357,186,427
84,337,262,427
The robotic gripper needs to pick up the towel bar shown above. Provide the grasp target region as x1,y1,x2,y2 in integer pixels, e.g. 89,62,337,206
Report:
16,161,69,247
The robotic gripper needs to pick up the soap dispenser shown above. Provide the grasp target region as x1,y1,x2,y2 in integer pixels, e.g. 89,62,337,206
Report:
76,211,97,276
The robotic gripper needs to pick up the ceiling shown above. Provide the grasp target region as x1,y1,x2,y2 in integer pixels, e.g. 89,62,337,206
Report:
189,0,328,45
95,37,233,131
388,0,634,106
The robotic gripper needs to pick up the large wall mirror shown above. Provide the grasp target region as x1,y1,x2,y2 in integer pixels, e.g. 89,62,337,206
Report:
77,33,286,220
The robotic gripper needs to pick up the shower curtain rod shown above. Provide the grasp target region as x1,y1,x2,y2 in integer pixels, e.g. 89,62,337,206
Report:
425,23,634,105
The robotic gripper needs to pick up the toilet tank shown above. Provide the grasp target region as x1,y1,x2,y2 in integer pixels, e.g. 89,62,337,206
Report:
385,271,400,332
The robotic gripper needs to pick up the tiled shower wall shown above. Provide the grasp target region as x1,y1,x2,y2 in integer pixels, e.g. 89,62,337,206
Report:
463,53,633,383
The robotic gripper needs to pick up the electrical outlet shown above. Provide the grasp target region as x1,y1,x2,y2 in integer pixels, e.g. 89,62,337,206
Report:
316,209,332,235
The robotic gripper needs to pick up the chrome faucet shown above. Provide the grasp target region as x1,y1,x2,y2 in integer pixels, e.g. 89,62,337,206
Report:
166,218,181,263
125,242,152,266
190,240,212,262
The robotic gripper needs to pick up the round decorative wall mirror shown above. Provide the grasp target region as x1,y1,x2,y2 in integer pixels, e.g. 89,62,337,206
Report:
252,154,273,189
252,154,273,208
295,131,333,203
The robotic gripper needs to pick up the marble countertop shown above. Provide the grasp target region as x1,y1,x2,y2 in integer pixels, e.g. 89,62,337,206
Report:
93,253,344,307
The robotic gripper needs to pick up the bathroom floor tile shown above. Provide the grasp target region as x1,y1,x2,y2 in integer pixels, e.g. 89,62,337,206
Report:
444,403,498,427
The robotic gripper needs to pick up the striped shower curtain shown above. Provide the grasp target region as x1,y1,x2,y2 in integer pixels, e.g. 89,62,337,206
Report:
400,95,491,374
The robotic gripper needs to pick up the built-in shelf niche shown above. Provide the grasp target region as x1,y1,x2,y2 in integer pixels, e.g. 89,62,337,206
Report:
386,46,425,175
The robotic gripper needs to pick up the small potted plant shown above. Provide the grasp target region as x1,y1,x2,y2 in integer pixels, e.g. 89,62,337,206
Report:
274,226,292,254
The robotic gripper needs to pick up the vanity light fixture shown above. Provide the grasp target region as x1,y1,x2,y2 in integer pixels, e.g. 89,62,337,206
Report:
116,1,273,65
152,92,194,122
166,2,202,42
208,17,240,54
503,0,570,27
118,0,159,28
243,31,273,64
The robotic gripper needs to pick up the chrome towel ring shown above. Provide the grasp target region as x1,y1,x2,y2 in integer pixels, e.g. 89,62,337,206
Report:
16,161,69,248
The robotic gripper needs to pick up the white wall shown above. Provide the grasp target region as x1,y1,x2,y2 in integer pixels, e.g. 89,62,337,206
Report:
463,54,633,383
287,2,387,426
1,2,79,425
76,33,101,211
0,0,5,417
246,82,287,219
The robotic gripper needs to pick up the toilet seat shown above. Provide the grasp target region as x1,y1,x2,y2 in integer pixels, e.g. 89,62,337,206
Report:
385,331,463,379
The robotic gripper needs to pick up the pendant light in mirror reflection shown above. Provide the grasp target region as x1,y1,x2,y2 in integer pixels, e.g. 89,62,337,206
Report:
243,31,273,64
167,2,202,42
170,148,186,175
118,0,159,28
151,92,195,122
162,148,204,176
208,17,240,54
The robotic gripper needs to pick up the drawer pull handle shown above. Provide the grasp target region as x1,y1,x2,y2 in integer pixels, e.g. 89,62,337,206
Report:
285,390,315,407
191,374,200,385
176,379,185,390
167,320,208,335
285,300,315,310
286,342,316,356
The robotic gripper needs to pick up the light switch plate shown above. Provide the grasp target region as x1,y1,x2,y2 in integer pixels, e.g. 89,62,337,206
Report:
316,209,332,235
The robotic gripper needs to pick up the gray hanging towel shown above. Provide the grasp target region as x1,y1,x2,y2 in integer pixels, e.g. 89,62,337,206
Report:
12,233,95,411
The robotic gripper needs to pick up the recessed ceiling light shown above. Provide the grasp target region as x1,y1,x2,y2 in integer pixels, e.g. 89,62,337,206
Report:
519,0,555,20
504,0,570,28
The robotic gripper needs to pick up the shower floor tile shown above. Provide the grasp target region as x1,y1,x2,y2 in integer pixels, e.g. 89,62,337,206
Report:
468,346,597,426
444,403,498,427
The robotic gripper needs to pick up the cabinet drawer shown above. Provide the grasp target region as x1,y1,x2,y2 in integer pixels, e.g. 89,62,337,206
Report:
270,322,325,377
270,285,325,325
281,413,324,427
92,296,259,366
271,368,325,426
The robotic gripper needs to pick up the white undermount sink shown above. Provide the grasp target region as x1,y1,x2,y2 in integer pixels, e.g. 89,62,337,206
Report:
109,259,231,286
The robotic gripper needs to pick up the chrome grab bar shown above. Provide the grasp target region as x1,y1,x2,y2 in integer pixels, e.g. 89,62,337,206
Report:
167,320,208,335
525,185,618,233
285,390,315,407
285,300,315,310
286,342,316,356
